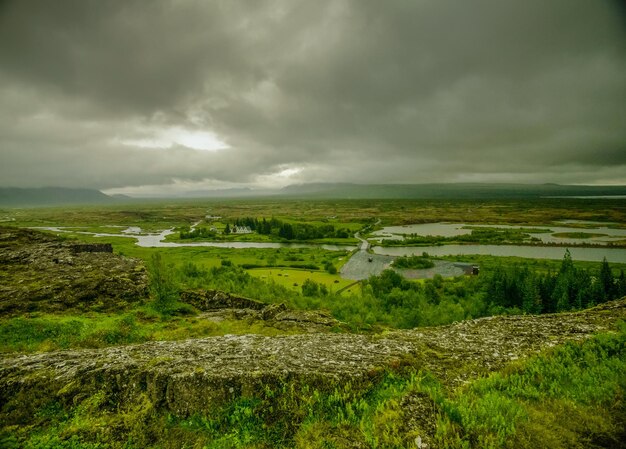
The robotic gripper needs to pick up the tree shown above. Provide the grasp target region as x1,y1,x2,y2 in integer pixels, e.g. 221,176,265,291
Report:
487,266,507,307
521,275,541,314
599,257,614,302
618,270,626,298
279,223,294,240
552,250,577,312
324,261,337,274
224,223,231,235
559,249,574,275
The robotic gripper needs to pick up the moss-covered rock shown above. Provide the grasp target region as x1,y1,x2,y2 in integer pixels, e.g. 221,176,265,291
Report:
0,226,148,315
181,289,347,333
1,298,624,431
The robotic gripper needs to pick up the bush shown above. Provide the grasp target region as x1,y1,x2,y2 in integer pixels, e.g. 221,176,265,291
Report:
392,255,435,269
148,253,179,315
302,279,320,297
324,261,338,274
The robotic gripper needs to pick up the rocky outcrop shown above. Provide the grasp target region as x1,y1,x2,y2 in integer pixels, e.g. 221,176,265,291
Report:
69,243,113,254
1,299,624,426
0,226,148,315
180,289,267,311
181,289,345,332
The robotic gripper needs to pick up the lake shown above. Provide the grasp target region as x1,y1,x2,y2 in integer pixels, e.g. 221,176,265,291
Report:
373,245,626,264
371,222,626,246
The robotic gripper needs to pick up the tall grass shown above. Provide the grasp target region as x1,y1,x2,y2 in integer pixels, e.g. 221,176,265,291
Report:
0,309,298,354
4,323,624,448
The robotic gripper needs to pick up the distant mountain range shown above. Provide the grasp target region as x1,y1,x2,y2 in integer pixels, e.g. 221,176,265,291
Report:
278,182,626,199
0,187,116,207
1,183,626,207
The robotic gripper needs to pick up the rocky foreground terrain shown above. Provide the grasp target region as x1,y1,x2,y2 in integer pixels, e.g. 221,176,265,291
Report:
2,299,625,441
0,226,148,314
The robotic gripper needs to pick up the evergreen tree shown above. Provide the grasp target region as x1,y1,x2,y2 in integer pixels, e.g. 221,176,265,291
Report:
278,223,294,240
552,250,577,311
487,266,507,307
521,275,541,314
599,257,614,302
538,272,557,313
574,270,593,309
618,270,626,298
559,249,574,275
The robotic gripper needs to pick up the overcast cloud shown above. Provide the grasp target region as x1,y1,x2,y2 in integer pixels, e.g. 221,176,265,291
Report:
1,0,625,194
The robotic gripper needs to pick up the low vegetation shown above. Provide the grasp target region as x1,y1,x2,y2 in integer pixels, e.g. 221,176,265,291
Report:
2,320,624,448
2,199,626,447
551,231,607,239
392,254,435,269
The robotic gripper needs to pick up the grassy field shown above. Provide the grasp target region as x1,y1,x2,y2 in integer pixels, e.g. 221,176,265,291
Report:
248,268,358,294
0,308,299,354
4,197,626,230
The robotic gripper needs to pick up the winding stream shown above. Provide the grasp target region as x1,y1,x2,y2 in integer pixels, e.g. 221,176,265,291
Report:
35,227,357,252
35,222,626,265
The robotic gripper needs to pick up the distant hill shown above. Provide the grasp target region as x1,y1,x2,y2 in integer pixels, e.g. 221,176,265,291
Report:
4,184,624,205
0,187,115,207
280,183,626,199
182,188,276,198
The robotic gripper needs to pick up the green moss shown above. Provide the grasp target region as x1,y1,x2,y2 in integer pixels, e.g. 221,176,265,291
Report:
0,310,300,354
3,325,625,448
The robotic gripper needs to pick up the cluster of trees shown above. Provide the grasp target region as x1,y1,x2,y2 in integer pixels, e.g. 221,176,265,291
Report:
179,227,217,239
236,217,352,241
180,217,352,241
485,251,626,314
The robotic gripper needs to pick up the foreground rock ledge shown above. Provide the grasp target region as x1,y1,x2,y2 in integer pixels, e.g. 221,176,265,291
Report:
1,300,625,420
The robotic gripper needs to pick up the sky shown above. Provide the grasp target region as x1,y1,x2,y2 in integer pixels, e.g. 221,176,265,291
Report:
0,0,625,196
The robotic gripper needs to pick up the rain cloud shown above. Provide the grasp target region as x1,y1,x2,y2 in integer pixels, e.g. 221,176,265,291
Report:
1,0,625,193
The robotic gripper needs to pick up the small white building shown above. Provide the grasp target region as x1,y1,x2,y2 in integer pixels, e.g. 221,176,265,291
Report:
232,225,252,234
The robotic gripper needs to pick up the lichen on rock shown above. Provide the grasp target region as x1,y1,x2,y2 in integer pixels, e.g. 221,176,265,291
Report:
1,298,624,430
0,226,149,315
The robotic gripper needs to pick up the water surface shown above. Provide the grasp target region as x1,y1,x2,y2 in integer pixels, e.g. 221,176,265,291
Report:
373,245,626,264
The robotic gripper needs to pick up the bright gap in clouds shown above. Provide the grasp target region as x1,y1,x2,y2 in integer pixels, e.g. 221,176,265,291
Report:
120,126,229,151
277,168,301,177
254,166,303,188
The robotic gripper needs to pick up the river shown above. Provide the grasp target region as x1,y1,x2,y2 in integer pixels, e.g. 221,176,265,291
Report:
34,227,357,252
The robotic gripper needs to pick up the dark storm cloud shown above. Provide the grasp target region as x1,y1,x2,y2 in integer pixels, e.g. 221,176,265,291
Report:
0,0,625,191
